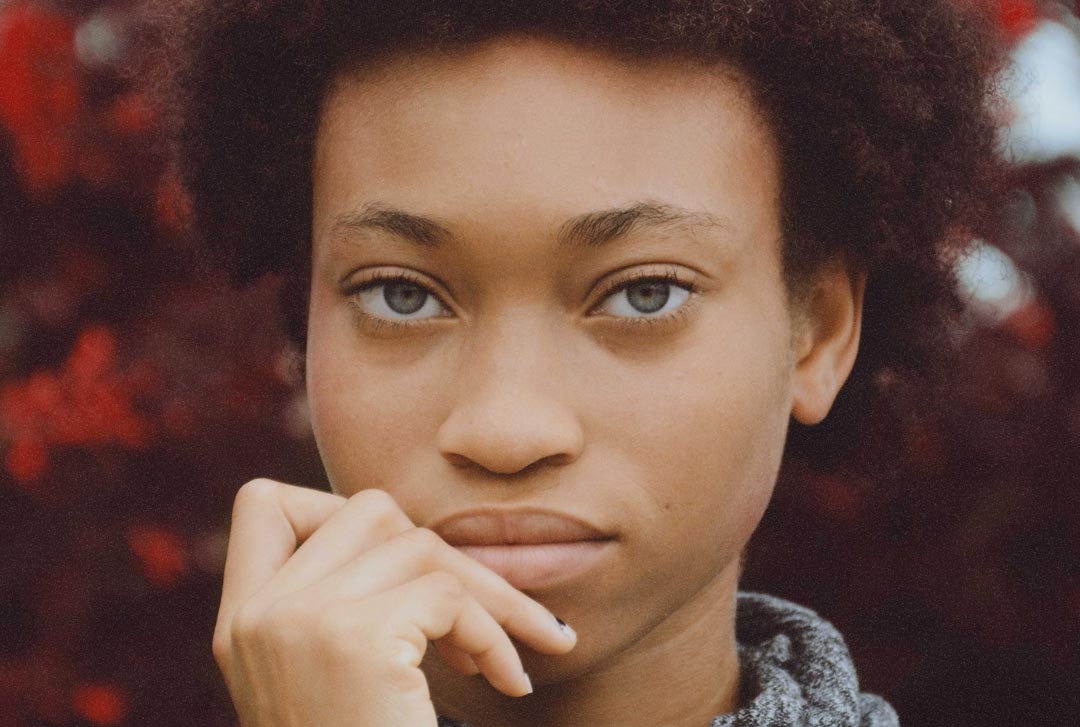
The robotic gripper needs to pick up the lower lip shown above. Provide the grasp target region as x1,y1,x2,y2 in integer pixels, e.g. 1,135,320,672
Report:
455,540,615,590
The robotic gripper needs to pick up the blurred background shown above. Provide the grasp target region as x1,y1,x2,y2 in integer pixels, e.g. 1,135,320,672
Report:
1,0,1078,725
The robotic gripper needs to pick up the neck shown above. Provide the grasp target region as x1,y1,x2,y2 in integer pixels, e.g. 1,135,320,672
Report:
428,562,742,727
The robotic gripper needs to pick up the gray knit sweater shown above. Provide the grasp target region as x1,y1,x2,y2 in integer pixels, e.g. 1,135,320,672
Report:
437,591,899,726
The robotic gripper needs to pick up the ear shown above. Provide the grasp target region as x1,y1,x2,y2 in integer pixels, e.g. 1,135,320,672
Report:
790,260,866,425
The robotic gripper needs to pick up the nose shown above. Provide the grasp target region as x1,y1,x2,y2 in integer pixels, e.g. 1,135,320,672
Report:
436,317,585,476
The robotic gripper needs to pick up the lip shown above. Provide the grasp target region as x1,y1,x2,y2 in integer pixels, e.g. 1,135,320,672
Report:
454,541,615,590
430,508,612,546
430,508,615,590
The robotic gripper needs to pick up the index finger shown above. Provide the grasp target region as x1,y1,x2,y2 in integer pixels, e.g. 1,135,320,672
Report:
215,478,347,642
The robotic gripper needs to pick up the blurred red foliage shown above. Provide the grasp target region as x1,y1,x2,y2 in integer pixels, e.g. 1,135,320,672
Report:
996,0,1040,39
72,683,127,726
0,325,157,486
108,93,155,136
0,2,82,197
154,171,193,234
1001,297,1056,350
126,524,188,588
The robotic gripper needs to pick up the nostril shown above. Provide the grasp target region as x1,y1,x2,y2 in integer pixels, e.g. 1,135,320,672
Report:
441,450,572,476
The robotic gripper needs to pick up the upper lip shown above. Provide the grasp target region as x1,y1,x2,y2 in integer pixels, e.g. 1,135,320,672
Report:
431,508,613,546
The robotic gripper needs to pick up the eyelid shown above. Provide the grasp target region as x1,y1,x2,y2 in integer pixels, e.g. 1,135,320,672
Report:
344,269,454,330
590,267,698,315
344,266,700,332
345,268,448,301
589,287,700,338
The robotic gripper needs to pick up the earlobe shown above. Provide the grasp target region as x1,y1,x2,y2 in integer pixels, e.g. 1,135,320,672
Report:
790,261,866,425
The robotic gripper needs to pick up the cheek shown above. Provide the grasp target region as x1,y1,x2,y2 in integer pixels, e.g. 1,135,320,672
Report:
606,324,792,560
305,320,448,495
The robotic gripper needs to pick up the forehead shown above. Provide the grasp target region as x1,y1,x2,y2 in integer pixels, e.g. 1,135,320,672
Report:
312,36,780,249
327,35,758,114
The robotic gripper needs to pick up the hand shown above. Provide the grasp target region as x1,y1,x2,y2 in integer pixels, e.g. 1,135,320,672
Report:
211,478,577,727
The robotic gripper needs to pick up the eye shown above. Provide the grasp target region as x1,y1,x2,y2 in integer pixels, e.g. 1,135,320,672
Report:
345,269,697,332
594,271,694,320
349,272,450,323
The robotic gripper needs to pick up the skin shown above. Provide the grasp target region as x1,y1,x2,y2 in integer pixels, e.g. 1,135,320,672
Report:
303,36,864,727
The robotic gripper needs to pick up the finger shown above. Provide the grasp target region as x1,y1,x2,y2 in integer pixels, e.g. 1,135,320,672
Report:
433,639,481,677
215,479,347,655
387,571,532,697
311,527,577,655
249,487,413,608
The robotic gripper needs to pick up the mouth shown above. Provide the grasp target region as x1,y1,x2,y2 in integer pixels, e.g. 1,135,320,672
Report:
430,508,615,589
453,541,615,590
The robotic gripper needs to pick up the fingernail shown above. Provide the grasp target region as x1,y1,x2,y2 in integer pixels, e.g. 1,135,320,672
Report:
554,614,576,641
522,671,533,695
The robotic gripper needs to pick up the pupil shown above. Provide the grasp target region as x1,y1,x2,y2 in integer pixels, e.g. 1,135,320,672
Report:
385,282,427,314
628,282,670,313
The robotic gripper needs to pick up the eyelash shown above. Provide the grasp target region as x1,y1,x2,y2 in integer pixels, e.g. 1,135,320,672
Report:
345,267,698,334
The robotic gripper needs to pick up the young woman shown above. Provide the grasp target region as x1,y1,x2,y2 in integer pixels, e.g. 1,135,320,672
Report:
153,1,1004,724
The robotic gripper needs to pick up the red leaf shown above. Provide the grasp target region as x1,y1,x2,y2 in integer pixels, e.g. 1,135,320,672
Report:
127,524,189,587
0,325,156,455
1002,299,1056,350
72,683,127,726
4,435,47,484
65,325,117,383
155,172,193,232
996,0,1039,40
0,2,83,196
110,92,155,135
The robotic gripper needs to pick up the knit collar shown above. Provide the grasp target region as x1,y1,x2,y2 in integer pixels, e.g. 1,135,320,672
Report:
711,592,898,727
438,591,898,727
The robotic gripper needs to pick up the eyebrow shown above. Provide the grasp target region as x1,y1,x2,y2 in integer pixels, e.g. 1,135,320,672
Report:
327,200,732,250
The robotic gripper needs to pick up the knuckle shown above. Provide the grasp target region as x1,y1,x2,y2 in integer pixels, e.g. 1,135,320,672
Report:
371,505,405,535
378,654,430,693
352,488,403,530
245,599,311,651
401,527,444,563
471,641,501,666
211,627,231,665
229,601,272,644
352,487,396,511
233,478,280,513
424,569,465,600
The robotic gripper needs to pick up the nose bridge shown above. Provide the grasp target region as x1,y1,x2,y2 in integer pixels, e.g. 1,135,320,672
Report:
436,307,585,476
472,306,556,383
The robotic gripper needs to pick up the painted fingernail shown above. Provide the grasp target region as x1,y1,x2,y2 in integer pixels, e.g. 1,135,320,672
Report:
554,614,576,641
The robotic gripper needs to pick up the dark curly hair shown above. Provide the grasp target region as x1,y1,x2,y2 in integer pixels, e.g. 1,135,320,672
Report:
146,0,1007,480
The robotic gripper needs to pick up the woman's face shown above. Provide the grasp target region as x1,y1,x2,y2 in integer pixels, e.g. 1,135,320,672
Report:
306,37,849,680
